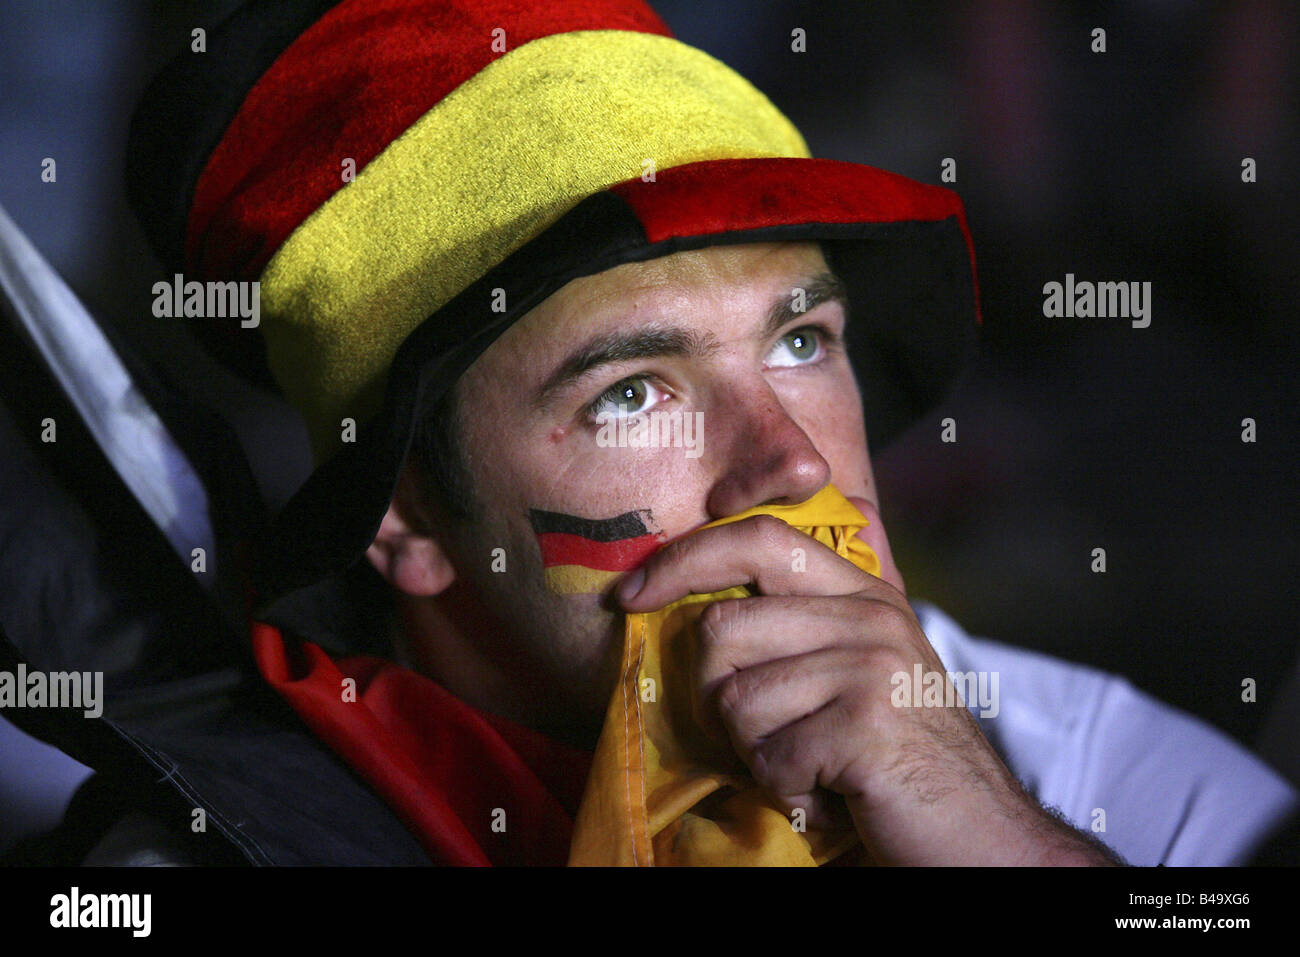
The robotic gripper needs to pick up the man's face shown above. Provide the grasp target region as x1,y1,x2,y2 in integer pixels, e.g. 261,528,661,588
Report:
422,241,880,739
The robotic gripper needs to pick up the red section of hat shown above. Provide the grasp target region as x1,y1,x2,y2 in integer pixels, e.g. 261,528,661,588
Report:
185,0,672,282
609,157,983,324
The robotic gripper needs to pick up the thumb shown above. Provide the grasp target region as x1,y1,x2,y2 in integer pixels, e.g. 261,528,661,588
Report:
846,496,907,598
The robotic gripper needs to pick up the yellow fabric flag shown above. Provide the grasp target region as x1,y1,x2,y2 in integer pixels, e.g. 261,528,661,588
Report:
569,484,881,866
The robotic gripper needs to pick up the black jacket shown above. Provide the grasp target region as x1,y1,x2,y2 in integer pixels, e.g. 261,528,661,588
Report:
0,307,432,866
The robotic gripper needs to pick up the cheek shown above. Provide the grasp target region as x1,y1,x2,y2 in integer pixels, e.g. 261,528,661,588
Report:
531,510,662,596
820,401,869,464
531,430,702,515
464,391,698,546
781,373,871,474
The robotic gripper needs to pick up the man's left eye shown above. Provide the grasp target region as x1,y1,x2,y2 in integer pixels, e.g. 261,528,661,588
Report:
766,327,825,368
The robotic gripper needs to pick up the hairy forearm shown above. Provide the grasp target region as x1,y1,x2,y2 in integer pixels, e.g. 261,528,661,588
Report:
1026,802,1128,866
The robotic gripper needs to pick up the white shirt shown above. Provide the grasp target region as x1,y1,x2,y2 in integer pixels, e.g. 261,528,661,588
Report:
913,600,1298,865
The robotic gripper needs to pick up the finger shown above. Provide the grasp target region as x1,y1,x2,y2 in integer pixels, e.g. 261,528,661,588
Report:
846,496,906,597
619,513,872,611
707,648,866,760
745,694,869,826
764,787,852,834
692,594,905,703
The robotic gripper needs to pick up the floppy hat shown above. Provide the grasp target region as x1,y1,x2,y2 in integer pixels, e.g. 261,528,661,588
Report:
126,0,981,608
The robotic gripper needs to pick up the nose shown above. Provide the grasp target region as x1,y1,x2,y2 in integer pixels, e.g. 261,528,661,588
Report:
704,382,831,520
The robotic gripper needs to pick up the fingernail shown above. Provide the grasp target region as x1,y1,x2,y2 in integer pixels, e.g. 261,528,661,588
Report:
619,567,646,603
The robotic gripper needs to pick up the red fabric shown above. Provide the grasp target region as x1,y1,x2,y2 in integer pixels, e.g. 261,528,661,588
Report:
250,619,593,866
611,157,983,323
186,0,672,281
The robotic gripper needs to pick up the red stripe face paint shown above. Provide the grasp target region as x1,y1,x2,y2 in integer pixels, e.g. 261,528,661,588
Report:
529,507,666,593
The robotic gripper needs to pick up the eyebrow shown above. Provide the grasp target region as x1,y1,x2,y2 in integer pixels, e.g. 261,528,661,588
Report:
764,272,847,340
533,270,848,407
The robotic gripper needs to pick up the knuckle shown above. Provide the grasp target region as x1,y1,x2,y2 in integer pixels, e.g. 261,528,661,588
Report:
855,680,898,730
859,643,912,681
653,533,695,570
862,596,911,632
747,514,790,551
714,673,747,720
752,733,815,796
697,598,744,649
748,735,783,787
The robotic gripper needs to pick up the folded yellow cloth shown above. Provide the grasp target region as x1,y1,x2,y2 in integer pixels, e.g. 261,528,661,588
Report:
569,484,882,866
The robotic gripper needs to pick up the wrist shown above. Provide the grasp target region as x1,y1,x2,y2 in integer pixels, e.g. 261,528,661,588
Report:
1012,806,1125,866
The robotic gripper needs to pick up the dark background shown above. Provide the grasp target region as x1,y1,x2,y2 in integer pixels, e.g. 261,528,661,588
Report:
1,0,1296,850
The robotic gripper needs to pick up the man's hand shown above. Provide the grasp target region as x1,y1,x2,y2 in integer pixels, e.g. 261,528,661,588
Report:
618,499,1118,865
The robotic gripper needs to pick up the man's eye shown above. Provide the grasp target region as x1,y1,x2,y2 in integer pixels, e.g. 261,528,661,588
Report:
587,376,662,420
766,327,825,368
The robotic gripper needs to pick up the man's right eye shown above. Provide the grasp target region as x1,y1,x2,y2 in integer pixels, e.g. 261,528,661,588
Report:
586,376,662,421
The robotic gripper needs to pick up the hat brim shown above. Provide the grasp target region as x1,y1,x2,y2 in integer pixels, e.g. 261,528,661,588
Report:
251,156,981,611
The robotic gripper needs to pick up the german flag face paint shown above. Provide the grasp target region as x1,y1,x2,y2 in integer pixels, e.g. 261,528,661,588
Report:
529,507,667,595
